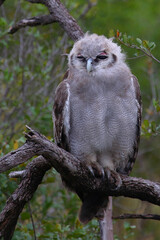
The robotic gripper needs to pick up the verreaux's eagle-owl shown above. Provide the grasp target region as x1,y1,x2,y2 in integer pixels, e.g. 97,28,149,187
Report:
53,33,141,224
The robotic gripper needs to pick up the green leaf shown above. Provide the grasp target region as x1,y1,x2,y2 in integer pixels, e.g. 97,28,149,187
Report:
136,38,142,44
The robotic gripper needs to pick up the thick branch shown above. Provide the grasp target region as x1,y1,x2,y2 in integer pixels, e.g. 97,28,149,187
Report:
9,0,84,41
0,127,160,238
0,142,41,173
24,127,160,205
1,127,160,205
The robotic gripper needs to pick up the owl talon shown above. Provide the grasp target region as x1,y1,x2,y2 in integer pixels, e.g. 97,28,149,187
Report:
87,162,105,178
104,167,111,180
87,165,95,177
114,173,122,190
104,168,122,190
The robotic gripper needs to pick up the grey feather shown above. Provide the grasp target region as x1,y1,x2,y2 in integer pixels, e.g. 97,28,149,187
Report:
53,33,142,223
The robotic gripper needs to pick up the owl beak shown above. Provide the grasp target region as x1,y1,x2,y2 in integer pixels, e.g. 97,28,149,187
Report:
87,58,93,73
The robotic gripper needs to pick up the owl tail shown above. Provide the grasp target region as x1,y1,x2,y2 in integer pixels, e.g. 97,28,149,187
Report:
79,193,109,224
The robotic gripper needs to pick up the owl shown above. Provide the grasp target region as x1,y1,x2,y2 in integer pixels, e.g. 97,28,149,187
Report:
53,33,141,223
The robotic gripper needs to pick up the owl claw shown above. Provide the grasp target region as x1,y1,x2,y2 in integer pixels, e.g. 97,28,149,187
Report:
87,165,95,177
87,162,105,178
104,167,122,190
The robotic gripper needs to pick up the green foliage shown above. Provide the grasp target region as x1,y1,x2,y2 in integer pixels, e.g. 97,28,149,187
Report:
153,99,160,113
114,222,136,240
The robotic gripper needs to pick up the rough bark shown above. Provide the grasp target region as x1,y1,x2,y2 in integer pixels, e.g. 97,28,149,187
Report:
0,156,51,240
0,127,160,238
0,142,42,173
9,0,84,41
9,15,57,34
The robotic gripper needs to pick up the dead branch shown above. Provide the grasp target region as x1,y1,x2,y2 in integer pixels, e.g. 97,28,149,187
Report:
0,141,42,173
0,126,160,238
0,127,160,238
9,0,84,41
0,156,51,240
9,15,57,34
113,213,160,221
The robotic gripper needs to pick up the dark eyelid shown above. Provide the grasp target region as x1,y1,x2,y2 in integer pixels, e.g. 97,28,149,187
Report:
96,55,108,60
77,55,85,59
77,55,86,62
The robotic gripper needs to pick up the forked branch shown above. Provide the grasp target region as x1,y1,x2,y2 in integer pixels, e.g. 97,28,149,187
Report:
9,0,84,41
0,127,160,239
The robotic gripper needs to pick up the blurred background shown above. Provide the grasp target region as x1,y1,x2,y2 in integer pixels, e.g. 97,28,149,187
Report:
0,0,160,239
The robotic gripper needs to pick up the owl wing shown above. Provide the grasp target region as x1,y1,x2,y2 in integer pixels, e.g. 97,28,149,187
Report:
123,75,142,175
52,71,70,151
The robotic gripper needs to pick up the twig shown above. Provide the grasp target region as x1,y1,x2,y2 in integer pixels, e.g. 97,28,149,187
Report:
9,170,26,178
113,213,160,221
28,202,37,240
117,36,160,64
79,0,97,19
127,54,145,60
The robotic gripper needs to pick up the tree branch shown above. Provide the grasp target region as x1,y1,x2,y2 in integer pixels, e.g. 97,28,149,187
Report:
0,127,160,238
9,15,57,34
23,127,160,205
113,213,160,221
0,141,42,173
0,156,51,240
116,33,160,64
9,0,84,41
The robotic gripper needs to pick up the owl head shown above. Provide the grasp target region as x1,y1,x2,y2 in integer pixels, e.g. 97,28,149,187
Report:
68,33,126,75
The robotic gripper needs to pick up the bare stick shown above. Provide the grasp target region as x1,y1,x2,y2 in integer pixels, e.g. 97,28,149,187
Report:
113,213,160,221
27,202,37,240
9,15,56,34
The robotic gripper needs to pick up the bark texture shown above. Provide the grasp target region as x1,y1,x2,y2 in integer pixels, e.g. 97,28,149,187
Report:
9,0,84,41
0,127,160,239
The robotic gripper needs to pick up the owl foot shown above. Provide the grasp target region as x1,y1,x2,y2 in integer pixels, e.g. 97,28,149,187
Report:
104,167,122,190
87,162,105,178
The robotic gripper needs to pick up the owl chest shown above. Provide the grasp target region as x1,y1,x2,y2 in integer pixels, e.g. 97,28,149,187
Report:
68,81,137,153
69,86,119,148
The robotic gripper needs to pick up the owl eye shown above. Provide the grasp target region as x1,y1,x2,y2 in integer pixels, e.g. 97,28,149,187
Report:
96,54,108,60
77,55,86,61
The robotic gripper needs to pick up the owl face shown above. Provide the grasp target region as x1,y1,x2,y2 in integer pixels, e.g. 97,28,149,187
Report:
68,33,125,75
